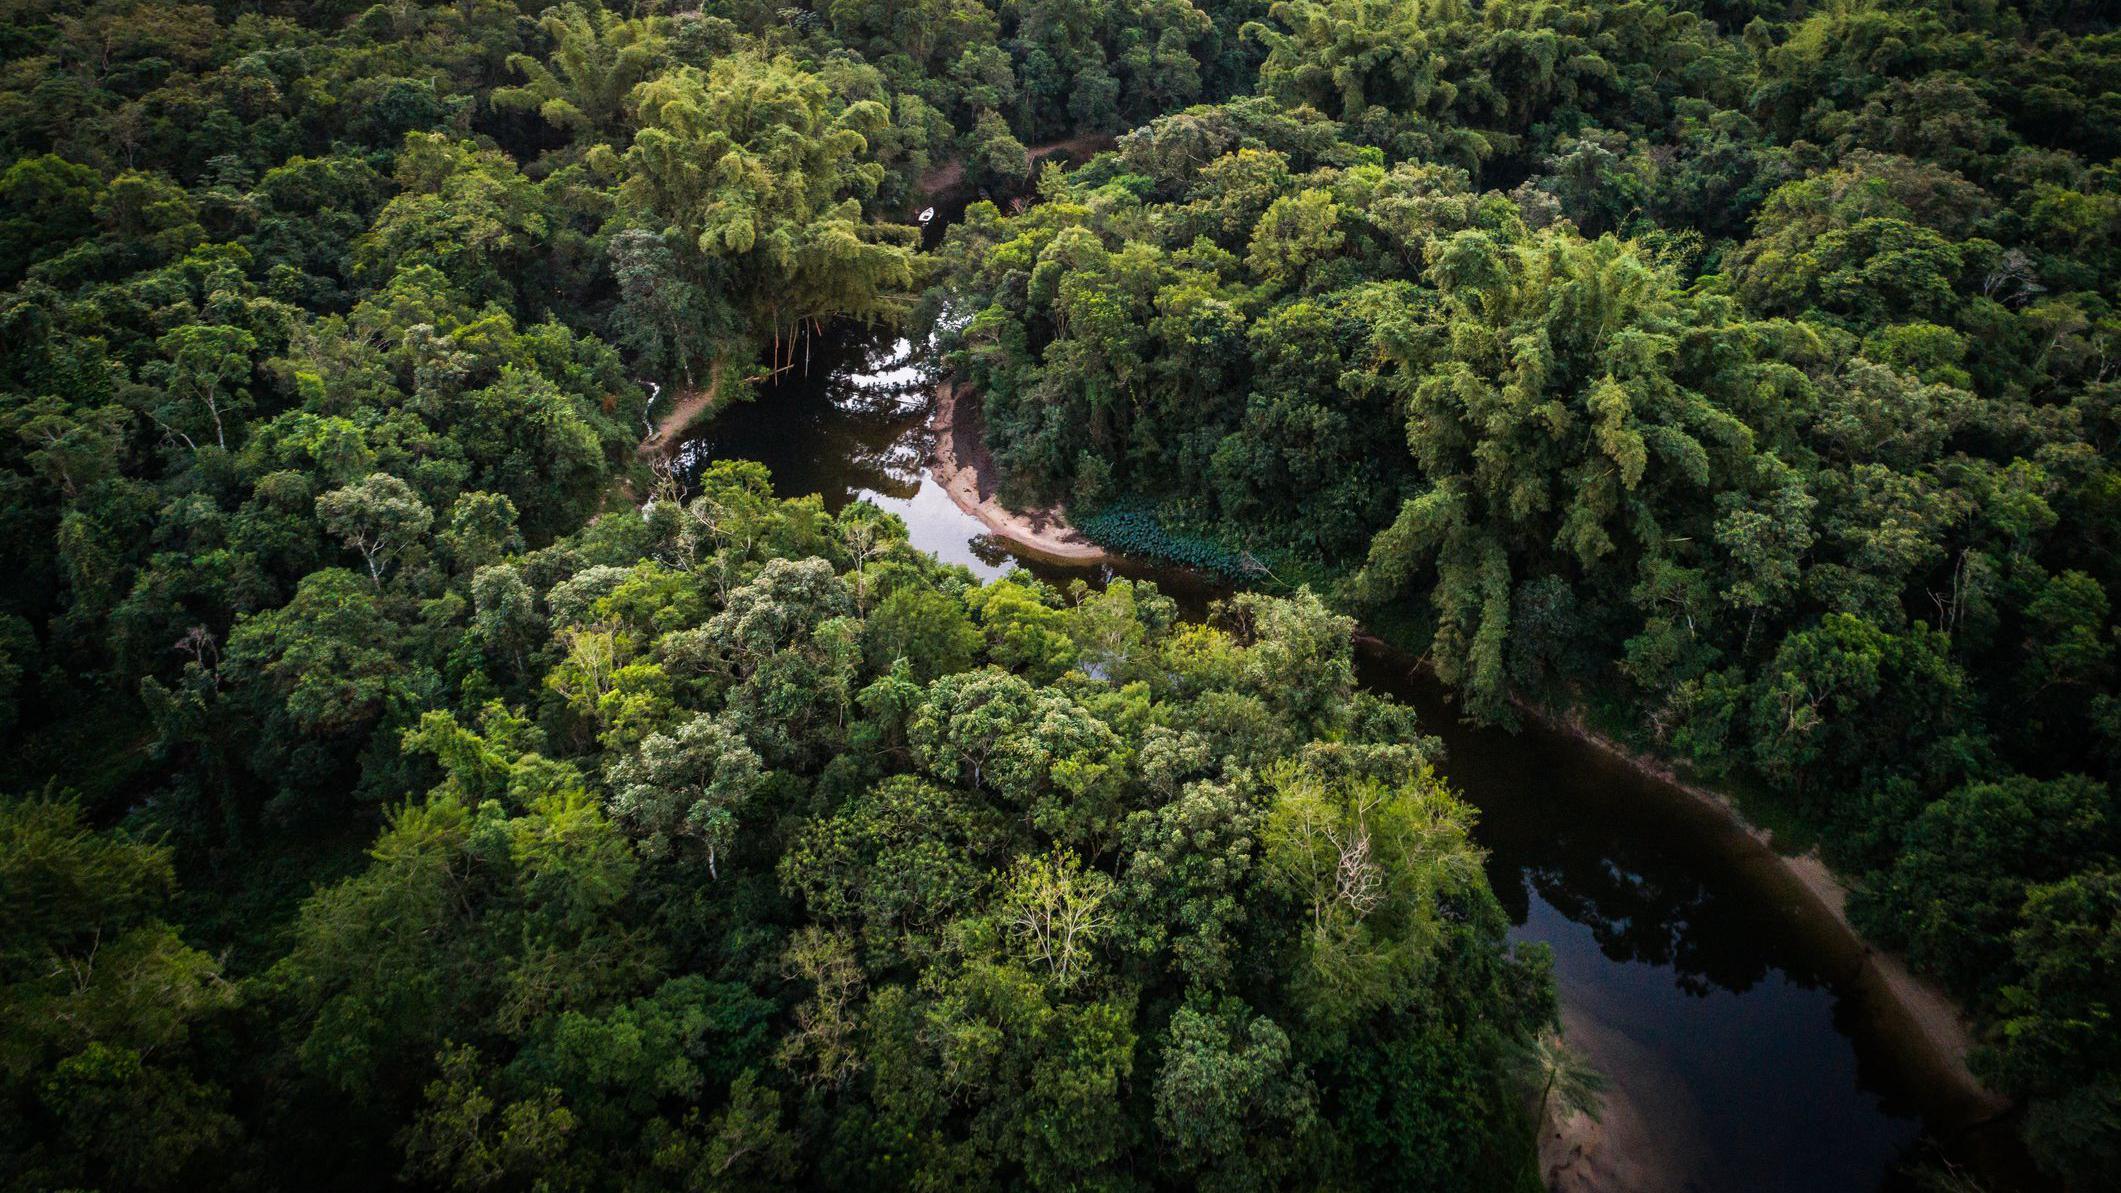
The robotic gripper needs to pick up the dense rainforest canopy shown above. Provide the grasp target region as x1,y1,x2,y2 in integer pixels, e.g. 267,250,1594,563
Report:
0,0,2115,1189
935,3,2121,1184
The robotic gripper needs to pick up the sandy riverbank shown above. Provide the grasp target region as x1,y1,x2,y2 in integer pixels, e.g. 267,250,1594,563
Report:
638,363,724,458
928,381,1110,563
1518,698,2012,1128
1539,1001,1714,1193
1513,694,2016,1191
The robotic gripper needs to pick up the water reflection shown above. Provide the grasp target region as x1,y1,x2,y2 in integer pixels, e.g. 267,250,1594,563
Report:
676,326,1029,582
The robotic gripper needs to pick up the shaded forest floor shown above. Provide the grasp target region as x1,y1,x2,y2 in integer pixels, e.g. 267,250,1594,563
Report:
638,360,725,458
917,132,1119,198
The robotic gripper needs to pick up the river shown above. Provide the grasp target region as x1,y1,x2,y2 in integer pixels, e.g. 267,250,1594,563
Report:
673,301,2046,1192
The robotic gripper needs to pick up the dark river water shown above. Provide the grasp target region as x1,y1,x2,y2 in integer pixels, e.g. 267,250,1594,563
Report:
674,313,2044,1191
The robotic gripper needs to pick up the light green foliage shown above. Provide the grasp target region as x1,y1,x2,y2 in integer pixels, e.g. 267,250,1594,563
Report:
1117,776,1255,981
1260,761,1483,1031
1229,588,1354,732
604,53,920,364
317,472,433,587
997,847,1115,989
494,5,668,143
1514,1030,1607,1128
966,575,1079,680
357,134,552,307
605,712,762,874
209,472,1545,1189
866,582,983,680
911,667,1127,846
1246,187,1344,290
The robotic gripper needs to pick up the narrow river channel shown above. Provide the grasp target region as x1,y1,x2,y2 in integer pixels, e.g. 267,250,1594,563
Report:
674,297,2044,1192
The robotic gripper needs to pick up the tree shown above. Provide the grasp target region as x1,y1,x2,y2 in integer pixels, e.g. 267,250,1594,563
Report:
145,323,256,453
1247,187,1344,291
494,5,666,144
441,492,521,576
643,1070,798,1190
1982,870,2121,1187
602,54,919,367
1355,226,1748,722
967,577,1079,681
0,796,237,1191
910,668,1125,846
607,229,719,388
317,472,433,587
968,108,1031,191
780,774,1009,961
998,848,1114,991
1514,1030,1606,1131
224,567,406,740
865,583,981,680
604,713,762,876
355,135,549,307
1229,589,1354,733
1246,0,1443,125
398,1044,575,1192
1860,774,2116,1004
1118,778,1257,983
1260,762,1487,1031
0,155,102,282
1,396,125,499
1153,1001,1317,1190
776,927,865,1090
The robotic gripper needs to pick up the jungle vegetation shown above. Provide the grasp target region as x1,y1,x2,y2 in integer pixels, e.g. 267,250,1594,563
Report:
933,2,2121,1184
0,0,1559,1188
0,0,2114,1189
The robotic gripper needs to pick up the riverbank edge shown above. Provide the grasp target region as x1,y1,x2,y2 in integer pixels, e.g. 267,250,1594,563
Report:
929,380,1112,563
928,375,2012,1132
635,132,1117,465
638,361,727,458
1513,696,2013,1125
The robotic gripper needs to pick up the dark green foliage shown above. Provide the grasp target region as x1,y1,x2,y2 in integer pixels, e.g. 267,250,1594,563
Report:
0,796,238,1190
1075,498,1259,579
1981,869,2121,1181
124,475,1547,1191
933,3,2121,1183
0,9,1556,1157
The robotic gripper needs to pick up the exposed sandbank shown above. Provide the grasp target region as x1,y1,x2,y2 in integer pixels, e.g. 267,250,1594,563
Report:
638,362,724,458
1518,698,2012,1131
928,381,1110,564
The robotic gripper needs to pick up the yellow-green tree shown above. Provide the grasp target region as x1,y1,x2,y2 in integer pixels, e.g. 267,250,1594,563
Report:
602,55,920,372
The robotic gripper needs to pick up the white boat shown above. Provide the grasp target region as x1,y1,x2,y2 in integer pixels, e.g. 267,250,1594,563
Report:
917,206,936,225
